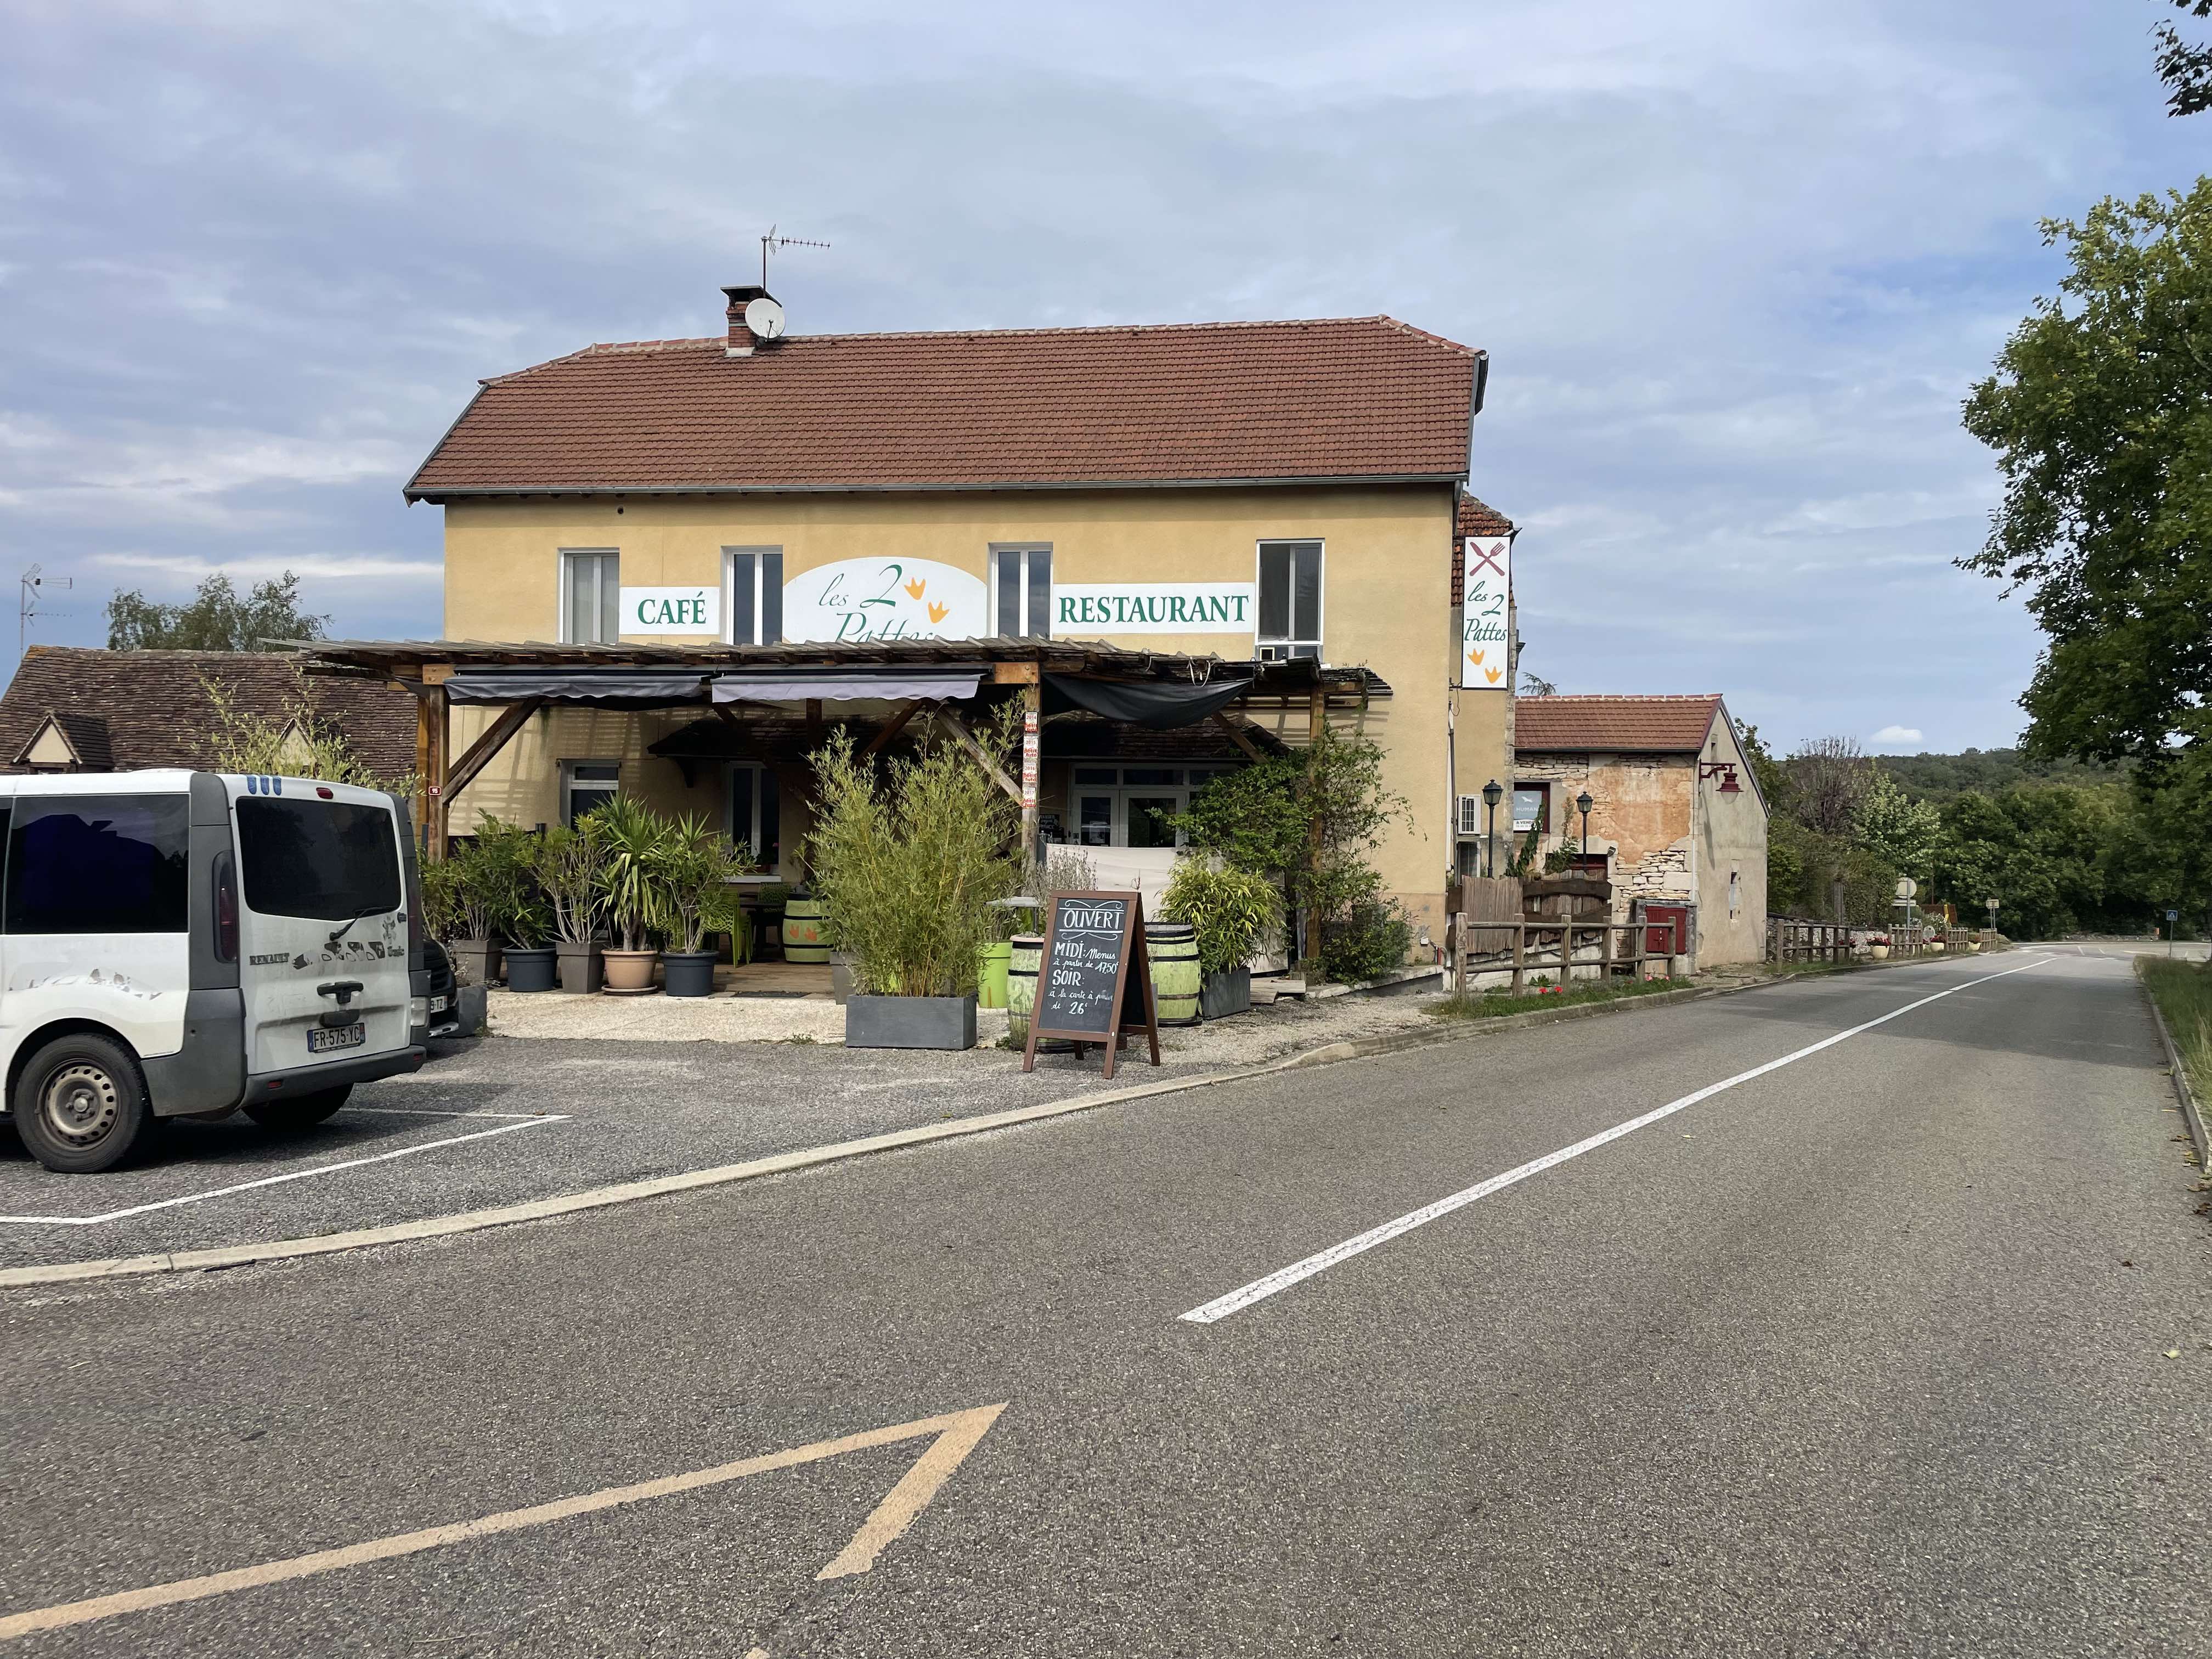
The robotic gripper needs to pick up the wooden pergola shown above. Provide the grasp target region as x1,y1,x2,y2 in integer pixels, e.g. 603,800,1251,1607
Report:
281,637,1386,860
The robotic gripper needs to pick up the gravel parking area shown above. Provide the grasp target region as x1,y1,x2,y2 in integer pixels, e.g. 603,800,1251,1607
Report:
0,989,1441,1271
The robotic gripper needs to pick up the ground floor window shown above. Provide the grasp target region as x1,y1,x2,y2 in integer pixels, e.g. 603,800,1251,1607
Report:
729,763,781,867
1064,765,1238,848
561,761,620,827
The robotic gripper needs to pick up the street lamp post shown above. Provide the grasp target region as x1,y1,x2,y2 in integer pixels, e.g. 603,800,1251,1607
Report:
1482,779,1503,878
1576,790,1594,861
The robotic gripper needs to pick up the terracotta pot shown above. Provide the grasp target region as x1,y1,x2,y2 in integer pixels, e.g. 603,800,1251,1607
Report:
602,949,660,992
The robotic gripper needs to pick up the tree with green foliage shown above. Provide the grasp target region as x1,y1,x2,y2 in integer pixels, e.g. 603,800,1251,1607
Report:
107,571,328,651
2155,1,2212,117
1851,774,1941,882
1961,184,2212,777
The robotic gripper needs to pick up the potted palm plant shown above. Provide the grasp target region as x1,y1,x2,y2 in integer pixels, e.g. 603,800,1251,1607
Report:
806,722,1022,1049
590,794,667,994
534,821,607,992
658,813,744,998
1163,857,1281,1020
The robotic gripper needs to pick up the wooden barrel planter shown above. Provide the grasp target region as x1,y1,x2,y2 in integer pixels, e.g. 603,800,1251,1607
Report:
781,891,830,964
1146,923,1201,1025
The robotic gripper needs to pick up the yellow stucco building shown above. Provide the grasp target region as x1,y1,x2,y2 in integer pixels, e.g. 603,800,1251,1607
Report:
403,289,1517,950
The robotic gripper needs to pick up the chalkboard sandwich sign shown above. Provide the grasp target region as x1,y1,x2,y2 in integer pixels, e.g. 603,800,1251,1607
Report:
1022,890,1162,1079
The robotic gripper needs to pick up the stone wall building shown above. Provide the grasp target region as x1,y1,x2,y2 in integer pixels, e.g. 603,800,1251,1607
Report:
1510,694,1769,967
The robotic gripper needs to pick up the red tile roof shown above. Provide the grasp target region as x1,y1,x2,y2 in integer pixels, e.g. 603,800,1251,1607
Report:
1451,494,1515,604
1514,695,1726,754
407,316,1481,498
0,648,418,781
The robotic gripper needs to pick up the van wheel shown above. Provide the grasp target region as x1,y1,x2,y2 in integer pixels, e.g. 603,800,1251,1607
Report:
244,1086,351,1130
12,1035,154,1174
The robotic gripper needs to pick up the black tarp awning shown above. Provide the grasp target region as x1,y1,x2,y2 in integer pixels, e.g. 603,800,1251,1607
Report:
1042,673,1252,730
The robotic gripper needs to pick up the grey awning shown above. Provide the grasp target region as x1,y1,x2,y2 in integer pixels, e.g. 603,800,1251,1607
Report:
712,670,983,704
445,672,709,707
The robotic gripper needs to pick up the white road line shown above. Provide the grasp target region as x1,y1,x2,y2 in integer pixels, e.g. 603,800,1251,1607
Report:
339,1107,550,1120
1178,956,2051,1325
0,1118,567,1227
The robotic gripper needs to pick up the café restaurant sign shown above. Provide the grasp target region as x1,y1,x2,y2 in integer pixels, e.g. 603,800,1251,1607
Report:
782,558,988,644
619,586,720,635
1461,536,1511,690
1052,583,1255,635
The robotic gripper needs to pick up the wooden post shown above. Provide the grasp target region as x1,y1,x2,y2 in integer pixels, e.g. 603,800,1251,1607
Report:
1020,678,1041,857
1511,922,1526,997
1600,918,1615,981
415,664,452,861
1304,685,1328,958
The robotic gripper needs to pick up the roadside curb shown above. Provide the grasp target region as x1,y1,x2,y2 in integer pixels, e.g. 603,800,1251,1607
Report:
2139,978,2212,1178
0,951,1992,1291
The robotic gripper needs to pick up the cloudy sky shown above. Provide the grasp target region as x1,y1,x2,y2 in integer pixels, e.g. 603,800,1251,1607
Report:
2,0,2203,752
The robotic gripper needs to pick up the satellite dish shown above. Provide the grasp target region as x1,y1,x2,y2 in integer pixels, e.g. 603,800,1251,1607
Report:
743,296,786,340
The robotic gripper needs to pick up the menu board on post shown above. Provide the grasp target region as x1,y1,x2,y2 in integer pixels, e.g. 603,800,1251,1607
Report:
1022,890,1162,1079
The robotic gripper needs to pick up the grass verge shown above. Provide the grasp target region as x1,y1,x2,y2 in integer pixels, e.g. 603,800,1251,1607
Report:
1425,976,1686,1022
2138,957,2212,1101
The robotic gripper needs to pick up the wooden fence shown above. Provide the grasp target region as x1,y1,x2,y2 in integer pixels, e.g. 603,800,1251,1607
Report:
1453,917,1682,998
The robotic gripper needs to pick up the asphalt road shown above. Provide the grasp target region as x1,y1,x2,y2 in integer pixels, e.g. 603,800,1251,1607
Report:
2,951,2206,1656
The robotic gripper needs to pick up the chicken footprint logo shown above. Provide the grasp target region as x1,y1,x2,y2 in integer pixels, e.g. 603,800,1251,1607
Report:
1485,666,1504,684
904,578,927,600
927,601,950,624
1469,649,1485,667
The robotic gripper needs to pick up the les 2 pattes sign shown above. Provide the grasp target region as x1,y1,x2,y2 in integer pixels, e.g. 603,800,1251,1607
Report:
1461,537,1510,689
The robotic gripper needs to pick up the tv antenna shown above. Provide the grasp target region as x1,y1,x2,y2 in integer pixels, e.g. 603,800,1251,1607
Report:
760,225,831,288
19,563,71,659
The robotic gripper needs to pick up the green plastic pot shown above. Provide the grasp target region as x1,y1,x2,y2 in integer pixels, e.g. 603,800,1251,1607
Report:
977,941,1013,1009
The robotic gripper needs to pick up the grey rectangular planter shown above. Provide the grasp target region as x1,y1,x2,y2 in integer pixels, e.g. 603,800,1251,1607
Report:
555,941,602,994
844,994,977,1051
1199,967,1251,1020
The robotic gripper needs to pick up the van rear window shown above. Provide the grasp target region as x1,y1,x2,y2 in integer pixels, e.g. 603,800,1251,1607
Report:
5,795,190,935
235,798,401,921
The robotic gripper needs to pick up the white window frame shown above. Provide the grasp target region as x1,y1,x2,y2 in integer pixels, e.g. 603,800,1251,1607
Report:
559,548,620,645
561,760,621,827
726,762,779,863
991,544,1053,639
1254,539,1324,662
1063,765,1238,849
722,546,784,646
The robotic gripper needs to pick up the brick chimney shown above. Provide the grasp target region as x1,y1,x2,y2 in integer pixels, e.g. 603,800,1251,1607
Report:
722,284,772,357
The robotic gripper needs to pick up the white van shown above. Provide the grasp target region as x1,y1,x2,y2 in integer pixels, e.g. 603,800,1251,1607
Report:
0,771,427,1173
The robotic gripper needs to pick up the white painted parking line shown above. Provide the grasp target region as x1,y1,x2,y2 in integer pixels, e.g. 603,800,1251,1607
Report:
0,1117,567,1226
1179,956,2051,1325
340,1107,551,1120
0,1402,1007,1642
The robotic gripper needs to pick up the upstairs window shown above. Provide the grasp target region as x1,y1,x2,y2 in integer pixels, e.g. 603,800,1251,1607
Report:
725,548,785,645
994,545,1052,638
1257,540,1322,661
561,549,619,645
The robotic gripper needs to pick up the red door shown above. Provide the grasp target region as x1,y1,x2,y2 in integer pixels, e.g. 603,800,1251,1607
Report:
1644,903,1690,960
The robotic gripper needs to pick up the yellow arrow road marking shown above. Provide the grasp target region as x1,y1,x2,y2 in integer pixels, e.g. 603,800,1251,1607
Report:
0,1403,1008,1643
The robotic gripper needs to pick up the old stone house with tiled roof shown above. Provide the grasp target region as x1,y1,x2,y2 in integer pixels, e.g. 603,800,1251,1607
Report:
1509,695,1769,966
402,286,1523,944
0,647,416,781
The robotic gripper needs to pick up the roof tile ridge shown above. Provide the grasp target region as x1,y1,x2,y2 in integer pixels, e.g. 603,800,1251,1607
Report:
483,344,610,385
1374,315,1480,357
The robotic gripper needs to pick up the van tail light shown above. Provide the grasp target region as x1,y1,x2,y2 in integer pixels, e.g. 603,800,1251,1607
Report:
215,853,239,963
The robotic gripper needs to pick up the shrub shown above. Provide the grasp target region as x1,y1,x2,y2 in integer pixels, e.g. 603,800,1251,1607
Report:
1162,859,1282,977
418,854,464,945
1318,896,1412,984
531,821,606,946
659,812,747,955
449,815,541,944
806,723,1022,997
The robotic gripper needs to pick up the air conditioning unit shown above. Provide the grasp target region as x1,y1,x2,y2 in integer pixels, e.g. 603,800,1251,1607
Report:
1456,795,1481,836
